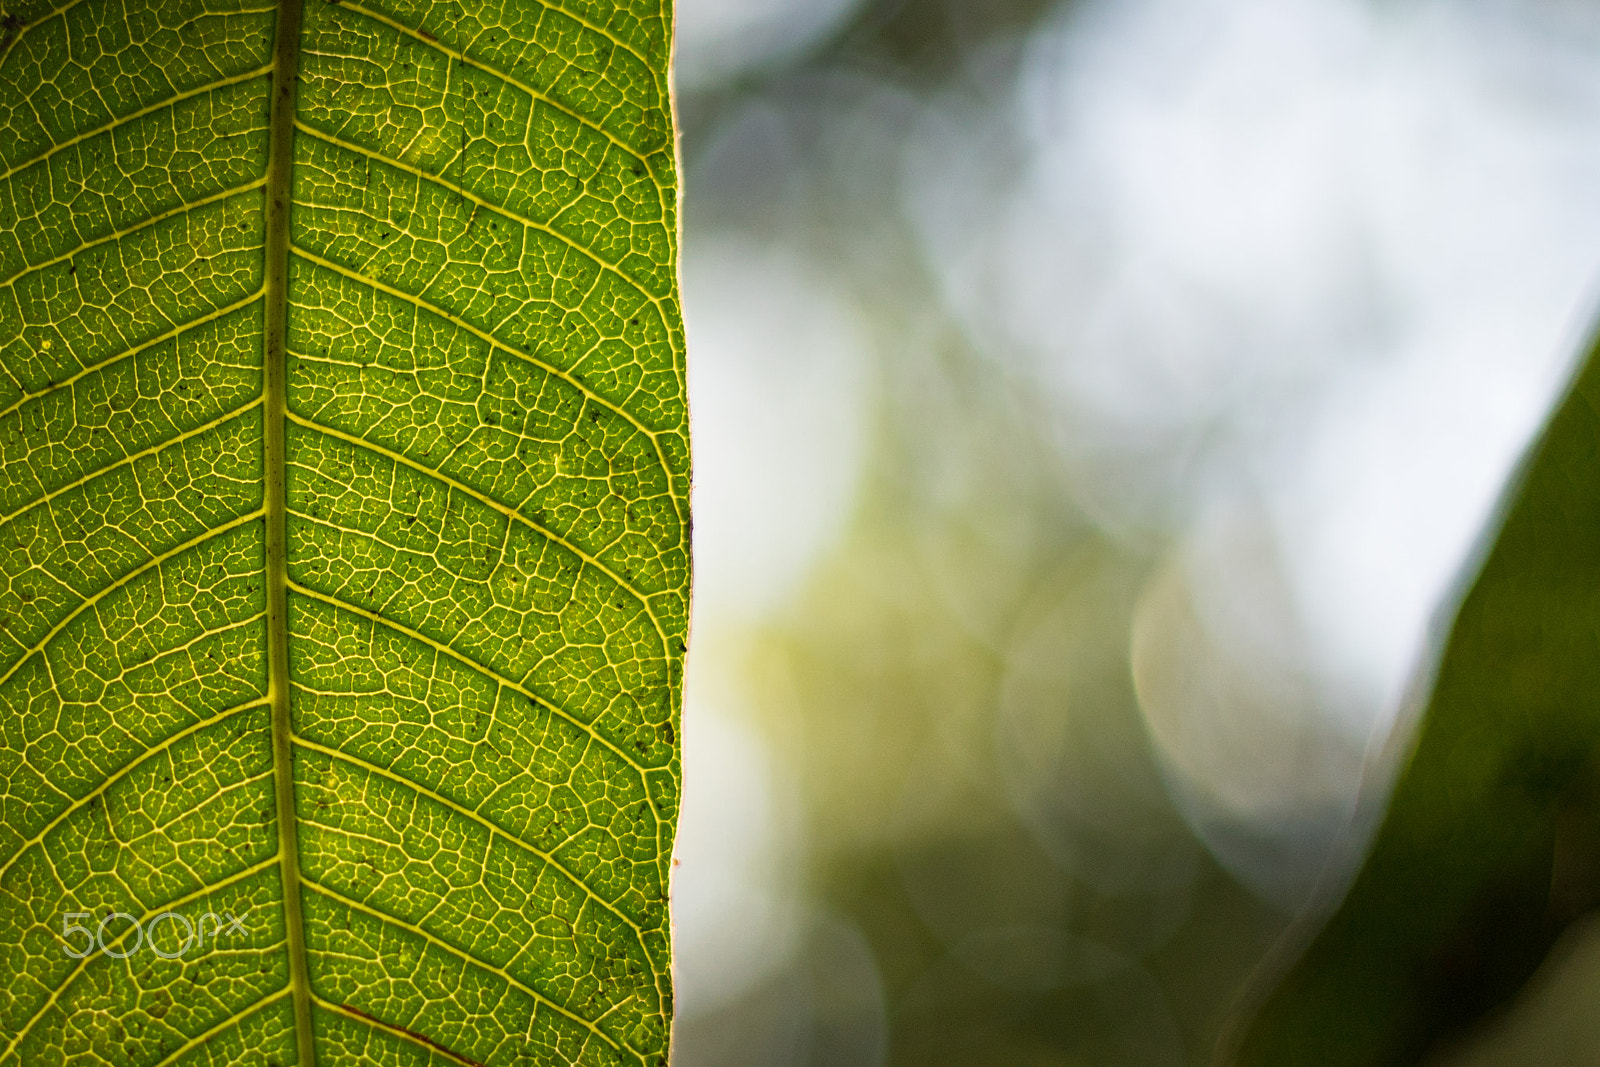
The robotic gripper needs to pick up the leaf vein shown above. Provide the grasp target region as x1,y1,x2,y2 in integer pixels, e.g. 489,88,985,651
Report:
293,735,652,940
313,995,489,1067
0,695,270,884
287,247,683,516
0,290,265,424
331,0,665,176
0,507,266,694
292,119,665,300
149,988,292,1067
286,412,669,650
301,878,645,1063
0,399,264,530
283,579,660,776
1,853,285,1059
0,178,270,291
0,65,274,184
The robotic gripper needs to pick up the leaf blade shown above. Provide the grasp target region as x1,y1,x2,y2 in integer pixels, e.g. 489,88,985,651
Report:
0,0,686,1060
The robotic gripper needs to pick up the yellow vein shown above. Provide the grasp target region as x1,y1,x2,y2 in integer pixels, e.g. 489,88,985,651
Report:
2,853,284,1059
334,0,664,183
0,507,264,693
288,411,669,650
0,1,279,70
113,766,279,889
150,988,293,1067
263,0,314,1058
587,988,651,1037
534,0,656,74
293,120,667,302
288,247,682,514
123,764,277,845
300,878,638,1060
0,398,263,529
285,579,656,776
294,736,650,941
313,995,491,1067
0,0,86,69
0,178,268,290
95,611,266,691
285,507,535,594
0,64,274,184
0,289,264,423
0,696,269,883
284,245,686,541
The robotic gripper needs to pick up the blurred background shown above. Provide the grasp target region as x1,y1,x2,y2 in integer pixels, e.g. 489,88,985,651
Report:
665,0,1600,1063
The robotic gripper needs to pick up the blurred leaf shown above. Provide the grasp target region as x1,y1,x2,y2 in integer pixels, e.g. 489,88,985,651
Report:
0,0,686,1062
1224,327,1600,1064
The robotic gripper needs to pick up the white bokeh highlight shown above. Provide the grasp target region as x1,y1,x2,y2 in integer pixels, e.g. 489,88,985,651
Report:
685,235,873,626
672,677,802,1016
673,234,874,1014
908,0,1600,892
674,0,866,91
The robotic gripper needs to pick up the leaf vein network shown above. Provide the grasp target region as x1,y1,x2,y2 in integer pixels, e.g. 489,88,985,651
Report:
311,996,490,1067
292,121,668,304
2,852,287,1060
0,180,270,291
0,695,273,884
0,291,266,422
287,412,669,649
0,400,263,528
338,0,665,173
533,0,657,73
285,578,658,776
287,246,681,490
298,876,641,1061
0,506,265,691
293,734,650,938
0,65,274,184
148,987,294,1067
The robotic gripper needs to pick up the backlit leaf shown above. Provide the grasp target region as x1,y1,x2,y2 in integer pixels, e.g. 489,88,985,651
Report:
0,0,687,1062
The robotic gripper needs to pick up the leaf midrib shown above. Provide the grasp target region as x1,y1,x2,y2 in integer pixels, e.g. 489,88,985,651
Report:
263,0,315,1059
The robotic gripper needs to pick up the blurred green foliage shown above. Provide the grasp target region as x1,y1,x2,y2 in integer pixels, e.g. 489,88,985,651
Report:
1229,331,1600,1064
677,0,1600,1064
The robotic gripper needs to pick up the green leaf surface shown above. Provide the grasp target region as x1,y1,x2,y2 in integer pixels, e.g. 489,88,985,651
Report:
1225,330,1600,1065
0,0,687,1062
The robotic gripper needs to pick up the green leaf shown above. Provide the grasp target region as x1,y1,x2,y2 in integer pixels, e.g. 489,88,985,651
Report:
0,0,687,1062
1224,331,1600,1064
